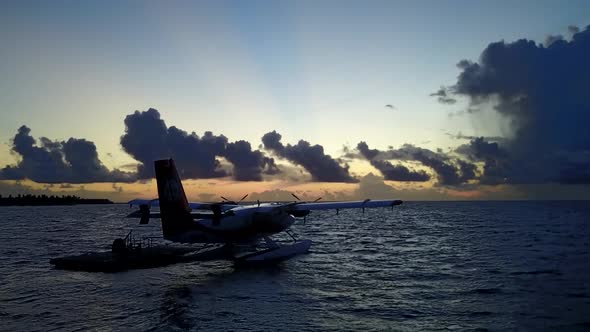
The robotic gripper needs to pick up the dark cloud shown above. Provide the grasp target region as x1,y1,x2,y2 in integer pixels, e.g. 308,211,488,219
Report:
384,143,447,162
0,165,24,181
356,141,379,160
356,141,476,186
412,151,475,186
224,140,280,181
1,109,281,184
0,126,135,183
455,137,506,161
121,109,226,179
262,131,358,183
446,132,507,143
455,138,514,185
568,25,580,35
449,25,590,185
370,159,431,182
120,108,277,181
261,130,284,152
357,142,430,182
430,87,457,104
261,157,281,175
544,34,564,47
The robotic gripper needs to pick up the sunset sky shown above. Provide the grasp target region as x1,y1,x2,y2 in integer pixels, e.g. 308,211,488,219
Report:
1,1,589,201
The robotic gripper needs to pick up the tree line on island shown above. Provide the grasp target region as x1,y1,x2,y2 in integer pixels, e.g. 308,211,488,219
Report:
0,194,113,206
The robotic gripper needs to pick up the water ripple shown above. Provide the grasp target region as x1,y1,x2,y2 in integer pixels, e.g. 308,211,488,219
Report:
0,202,589,330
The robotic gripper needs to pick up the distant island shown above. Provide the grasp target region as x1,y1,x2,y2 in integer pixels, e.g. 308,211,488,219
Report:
0,194,113,206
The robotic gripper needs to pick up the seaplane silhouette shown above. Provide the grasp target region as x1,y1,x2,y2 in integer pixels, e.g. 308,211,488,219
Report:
127,159,403,266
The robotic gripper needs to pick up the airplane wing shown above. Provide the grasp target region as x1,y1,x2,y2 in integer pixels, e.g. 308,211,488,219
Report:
127,199,238,211
126,198,239,220
291,199,403,211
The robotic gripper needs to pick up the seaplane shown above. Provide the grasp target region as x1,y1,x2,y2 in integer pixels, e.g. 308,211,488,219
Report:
126,158,403,266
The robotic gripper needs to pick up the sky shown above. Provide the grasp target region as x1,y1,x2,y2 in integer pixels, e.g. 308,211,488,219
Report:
1,0,589,201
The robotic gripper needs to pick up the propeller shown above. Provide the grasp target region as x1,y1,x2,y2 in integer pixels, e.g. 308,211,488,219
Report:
291,193,321,203
220,194,249,205
289,193,321,223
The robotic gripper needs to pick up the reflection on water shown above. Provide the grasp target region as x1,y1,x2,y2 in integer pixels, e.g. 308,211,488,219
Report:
0,202,589,331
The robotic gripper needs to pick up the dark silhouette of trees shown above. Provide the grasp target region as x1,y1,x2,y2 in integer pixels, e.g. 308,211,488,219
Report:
0,194,113,206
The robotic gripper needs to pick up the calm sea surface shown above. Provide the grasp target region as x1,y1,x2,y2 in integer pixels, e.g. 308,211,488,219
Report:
0,201,589,331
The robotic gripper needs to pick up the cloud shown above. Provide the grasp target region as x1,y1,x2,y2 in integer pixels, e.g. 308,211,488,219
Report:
120,108,277,181
262,131,358,183
261,157,281,176
455,137,506,161
448,25,590,184
568,25,580,35
355,141,476,186
0,126,135,183
371,159,431,182
224,140,280,181
383,143,447,162
411,150,475,186
357,142,430,182
544,34,564,47
430,87,457,104
445,132,507,143
121,109,227,179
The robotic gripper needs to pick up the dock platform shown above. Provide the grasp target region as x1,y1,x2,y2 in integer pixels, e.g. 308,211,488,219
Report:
50,245,233,272
50,231,233,272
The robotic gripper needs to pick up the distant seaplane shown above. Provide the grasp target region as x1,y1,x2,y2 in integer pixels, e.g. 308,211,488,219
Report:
127,159,403,266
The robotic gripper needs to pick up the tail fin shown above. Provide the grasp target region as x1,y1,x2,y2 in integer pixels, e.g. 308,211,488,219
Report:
154,159,193,240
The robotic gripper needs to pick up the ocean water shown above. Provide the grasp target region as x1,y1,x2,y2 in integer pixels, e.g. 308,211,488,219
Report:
0,201,589,331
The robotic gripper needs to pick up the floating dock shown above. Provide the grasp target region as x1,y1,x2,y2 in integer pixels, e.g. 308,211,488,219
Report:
50,231,311,272
50,231,233,272
50,245,233,272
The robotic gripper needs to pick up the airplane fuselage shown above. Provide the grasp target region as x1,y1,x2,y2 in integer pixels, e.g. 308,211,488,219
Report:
164,203,297,244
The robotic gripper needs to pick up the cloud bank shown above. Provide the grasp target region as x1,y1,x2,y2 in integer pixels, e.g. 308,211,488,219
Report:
444,25,590,185
357,142,431,182
262,130,358,183
0,126,135,183
120,109,279,181
355,141,476,186
2,25,589,198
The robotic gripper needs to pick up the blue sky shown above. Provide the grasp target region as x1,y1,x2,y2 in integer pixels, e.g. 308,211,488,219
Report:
1,1,589,200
